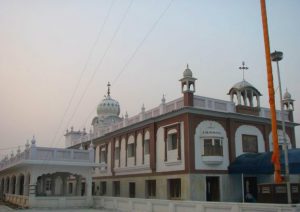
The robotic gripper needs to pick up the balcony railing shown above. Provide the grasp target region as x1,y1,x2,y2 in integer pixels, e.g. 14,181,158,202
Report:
0,143,94,172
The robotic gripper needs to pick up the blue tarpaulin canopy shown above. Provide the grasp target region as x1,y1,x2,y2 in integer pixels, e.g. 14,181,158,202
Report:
228,149,300,174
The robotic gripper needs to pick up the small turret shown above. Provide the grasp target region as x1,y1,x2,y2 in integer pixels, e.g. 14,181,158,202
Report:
283,89,295,122
179,64,197,107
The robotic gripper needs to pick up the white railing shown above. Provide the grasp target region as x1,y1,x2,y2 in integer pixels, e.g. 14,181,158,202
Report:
0,151,29,171
93,196,300,212
32,196,89,208
5,193,29,208
69,96,291,148
260,107,290,121
0,145,94,172
194,95,236,113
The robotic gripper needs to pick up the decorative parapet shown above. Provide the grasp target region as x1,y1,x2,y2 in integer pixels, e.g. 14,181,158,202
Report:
0,144,94,172
260,107,290,122
193,95,236,113
68,95,291,148
114,164,151,175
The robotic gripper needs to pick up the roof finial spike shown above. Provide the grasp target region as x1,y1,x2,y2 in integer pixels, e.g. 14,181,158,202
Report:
239,61,249,81
107,81,111,97
187,64,189,69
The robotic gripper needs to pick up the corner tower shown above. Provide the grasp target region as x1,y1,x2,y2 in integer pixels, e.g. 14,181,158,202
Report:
179,64,197,107
283,89,295,121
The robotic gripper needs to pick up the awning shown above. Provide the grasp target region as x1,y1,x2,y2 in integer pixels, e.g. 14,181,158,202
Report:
228,149,300,174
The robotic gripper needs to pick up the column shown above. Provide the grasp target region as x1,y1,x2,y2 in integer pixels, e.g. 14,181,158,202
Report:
3,178,7,195
62,174,68,196
111,138,115,175
149,123,157,172
134,132,137,165
244,90,248,106
250,90,254,107
51,175,56,195
142,130,145,164
177,123,181,160
118,139,121,167
76,176,82,196
164,128,168,161
24,175,28,196
237,92,241,105
15,176,20,195
125,135,128,166
85,174,93,207
257,96,260,108
9,177,13,194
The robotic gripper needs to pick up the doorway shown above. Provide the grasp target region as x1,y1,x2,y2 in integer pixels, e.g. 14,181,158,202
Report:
129,182,135,198
244,177,257,201
206,176,220,201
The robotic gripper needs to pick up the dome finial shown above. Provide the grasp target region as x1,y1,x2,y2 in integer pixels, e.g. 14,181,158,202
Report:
161,94,166,104
183,64,193,78
239,61,249,81
283,88,292,100
107,82,111,97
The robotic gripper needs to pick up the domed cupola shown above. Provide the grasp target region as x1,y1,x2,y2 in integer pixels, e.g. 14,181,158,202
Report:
283,88,294,111
228,62,262,108
183,65,193,78
228,80,262,108
283,89,291,100
97,82,120,118
228,62,262,115
179,64,197,107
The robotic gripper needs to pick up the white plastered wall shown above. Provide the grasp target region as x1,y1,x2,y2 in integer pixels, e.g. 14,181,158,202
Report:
156,122,185,172
194,120,229,170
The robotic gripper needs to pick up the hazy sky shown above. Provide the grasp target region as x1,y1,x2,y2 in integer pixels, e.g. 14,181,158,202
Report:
0,0,299,156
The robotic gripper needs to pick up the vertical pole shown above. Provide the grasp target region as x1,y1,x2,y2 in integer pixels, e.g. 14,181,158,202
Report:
276,60,292,204
260,0,282,183
242,173,245,203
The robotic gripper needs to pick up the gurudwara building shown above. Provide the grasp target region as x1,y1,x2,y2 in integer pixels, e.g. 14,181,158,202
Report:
67,65,298,202
0,65,298,209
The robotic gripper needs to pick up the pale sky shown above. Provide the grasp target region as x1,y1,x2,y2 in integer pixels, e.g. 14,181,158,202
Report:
0,0,299,157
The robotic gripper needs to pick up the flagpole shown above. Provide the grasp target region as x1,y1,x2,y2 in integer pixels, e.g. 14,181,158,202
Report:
260,0,282,184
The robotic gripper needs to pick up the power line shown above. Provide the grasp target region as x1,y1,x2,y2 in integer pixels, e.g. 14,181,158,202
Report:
78,0,174,133
113,0,174,84
60,0,134,142
49,0,116,148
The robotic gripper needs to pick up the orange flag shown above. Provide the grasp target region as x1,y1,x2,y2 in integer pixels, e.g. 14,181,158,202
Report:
260,0,282,183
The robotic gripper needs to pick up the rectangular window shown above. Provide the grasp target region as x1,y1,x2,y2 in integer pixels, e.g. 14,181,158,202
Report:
169,179,181,199
115,147,120,160
146,180,156,198
68,182,73,194
204,139,213,156
92,182,95,195
168,133,177,150
127,143,135,157
144,139,150,155
100,181,106,195
203,139,223,156
214,139,223,156
81,182,85,196
242,134,258,153
129,182,135,198
45,179,51,191
113,181,120,197
100,147,107,163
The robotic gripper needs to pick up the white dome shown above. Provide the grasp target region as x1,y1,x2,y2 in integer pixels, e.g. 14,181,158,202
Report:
228,80,261,96
97,96,120,117
183,64,193,78
283,90,292,100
